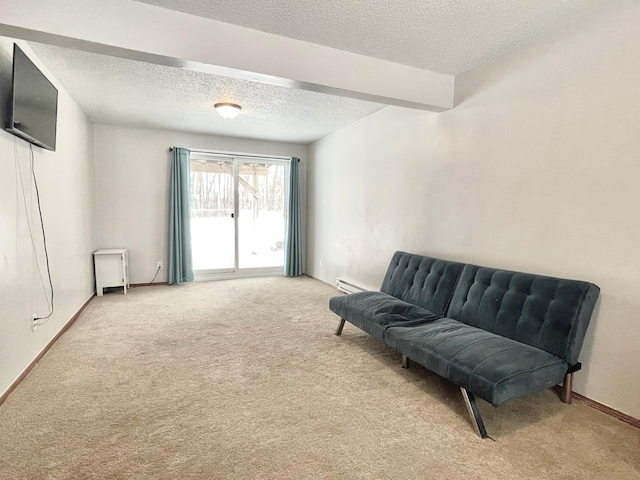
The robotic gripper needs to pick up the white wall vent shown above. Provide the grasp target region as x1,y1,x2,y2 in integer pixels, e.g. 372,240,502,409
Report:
335,277,369,294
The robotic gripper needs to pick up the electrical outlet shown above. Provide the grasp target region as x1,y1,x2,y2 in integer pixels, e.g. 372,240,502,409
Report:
157,261,163,270
320,259,324,268
32,314,38,331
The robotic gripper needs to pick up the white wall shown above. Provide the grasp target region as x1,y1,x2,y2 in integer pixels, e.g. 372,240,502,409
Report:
307,4,640,419
93,124,307,284
0,38,96,398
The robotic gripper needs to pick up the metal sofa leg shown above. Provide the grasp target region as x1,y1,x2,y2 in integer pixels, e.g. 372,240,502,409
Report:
460,387,489,439
401,355,410,369
561,372,573,404
335,318,346,336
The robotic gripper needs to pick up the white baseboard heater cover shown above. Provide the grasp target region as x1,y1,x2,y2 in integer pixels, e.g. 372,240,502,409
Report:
335,277,369,294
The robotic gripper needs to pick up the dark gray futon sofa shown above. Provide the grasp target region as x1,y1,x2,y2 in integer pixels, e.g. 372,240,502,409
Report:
329,251,599,438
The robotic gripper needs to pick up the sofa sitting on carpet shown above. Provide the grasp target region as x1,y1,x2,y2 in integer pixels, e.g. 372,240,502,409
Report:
329,251,600,438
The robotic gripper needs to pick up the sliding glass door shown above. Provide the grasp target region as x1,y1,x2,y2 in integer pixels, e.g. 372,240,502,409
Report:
190,158,235,271
189,154,288,276
238,162,287,269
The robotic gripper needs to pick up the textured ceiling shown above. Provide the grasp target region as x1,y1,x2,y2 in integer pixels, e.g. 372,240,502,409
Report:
28,43,385,144
135,0,628,75
25,1,631,143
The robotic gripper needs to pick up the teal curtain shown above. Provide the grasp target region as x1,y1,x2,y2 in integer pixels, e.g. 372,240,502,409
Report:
284,157,302,276
168,147,194,284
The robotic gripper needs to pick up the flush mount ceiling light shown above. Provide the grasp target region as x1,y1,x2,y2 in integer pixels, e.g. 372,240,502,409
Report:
214,102,242,119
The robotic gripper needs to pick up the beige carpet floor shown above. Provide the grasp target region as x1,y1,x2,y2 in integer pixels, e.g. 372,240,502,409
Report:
1,276,639,479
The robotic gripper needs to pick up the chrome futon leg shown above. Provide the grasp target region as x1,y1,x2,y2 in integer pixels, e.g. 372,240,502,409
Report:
335,318,346,336
561,372,573,404
401,354,410,369
460,388,489,439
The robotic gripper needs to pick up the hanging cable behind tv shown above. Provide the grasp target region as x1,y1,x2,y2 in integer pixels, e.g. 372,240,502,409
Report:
16,143,55,328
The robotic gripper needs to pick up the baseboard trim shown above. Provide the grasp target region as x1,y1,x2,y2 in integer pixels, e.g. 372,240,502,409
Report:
304,273,340,291
571,391,640,430
130,282,169,288
0,294,95,407
549,385,639,429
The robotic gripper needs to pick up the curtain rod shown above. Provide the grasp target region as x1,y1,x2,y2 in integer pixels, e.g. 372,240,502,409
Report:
169,146,296,161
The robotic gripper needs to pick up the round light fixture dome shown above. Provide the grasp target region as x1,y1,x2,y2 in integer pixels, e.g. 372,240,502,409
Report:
214,102,242,119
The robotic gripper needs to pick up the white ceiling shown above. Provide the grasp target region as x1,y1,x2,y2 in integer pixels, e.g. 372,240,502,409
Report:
24,0,631,144
135,0,626,75
28,42,385,144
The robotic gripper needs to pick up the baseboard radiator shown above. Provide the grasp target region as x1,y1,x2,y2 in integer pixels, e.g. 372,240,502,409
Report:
335,277,369,294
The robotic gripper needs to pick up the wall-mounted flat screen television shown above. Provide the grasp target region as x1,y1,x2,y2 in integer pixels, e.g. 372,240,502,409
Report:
6,44,58,151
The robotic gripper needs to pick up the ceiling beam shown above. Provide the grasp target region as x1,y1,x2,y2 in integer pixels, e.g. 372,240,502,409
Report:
0,0,454,111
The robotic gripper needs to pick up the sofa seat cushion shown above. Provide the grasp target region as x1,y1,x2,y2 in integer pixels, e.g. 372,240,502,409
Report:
384,318,568,406
329,292,441,341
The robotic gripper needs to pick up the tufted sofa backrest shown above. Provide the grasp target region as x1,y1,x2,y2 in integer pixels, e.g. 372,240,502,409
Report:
380,251,464,317
446,265,600,365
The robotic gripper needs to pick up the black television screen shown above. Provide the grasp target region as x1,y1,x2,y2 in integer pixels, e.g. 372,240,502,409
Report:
6,44,58,151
